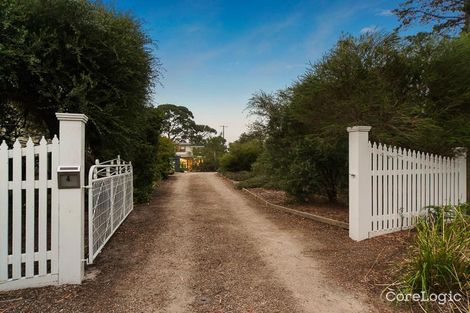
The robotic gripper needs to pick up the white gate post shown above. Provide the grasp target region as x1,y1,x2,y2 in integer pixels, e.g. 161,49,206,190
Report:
56,113,88,284
347,126,372,241
454,147,467,203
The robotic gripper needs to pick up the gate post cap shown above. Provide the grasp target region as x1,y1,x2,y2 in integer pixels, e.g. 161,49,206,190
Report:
347,126,371,132
56,113,88,124
453,147,467,157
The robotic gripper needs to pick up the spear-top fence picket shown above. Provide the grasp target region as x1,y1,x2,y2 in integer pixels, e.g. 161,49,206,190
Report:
348,126,467,241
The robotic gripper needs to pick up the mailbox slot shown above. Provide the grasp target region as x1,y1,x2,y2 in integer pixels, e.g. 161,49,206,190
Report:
57,166,81,189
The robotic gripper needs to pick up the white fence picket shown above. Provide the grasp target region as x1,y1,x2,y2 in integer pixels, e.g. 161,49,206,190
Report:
38,137,48,276
416,151,421,224
450,159,456,203
389,147,393,228
50,136,59,274
431,154,436,207
378,144,383,231
392,147,398,228
397,147,403,228
12,140,22,279
371,143,377,231
0,141,8,281
25,138,35,278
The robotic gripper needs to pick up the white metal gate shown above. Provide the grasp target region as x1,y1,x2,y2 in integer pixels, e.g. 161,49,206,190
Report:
88,157,133,264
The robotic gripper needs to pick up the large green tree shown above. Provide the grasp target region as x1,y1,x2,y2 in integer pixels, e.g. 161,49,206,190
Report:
0,0,158,145
157,104,216,144
0,0,162,202
246,33,470,202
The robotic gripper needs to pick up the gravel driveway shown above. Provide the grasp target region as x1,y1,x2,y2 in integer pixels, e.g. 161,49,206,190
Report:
1,172,389,313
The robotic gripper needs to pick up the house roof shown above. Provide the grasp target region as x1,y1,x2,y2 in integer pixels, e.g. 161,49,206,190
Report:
176,142,204,147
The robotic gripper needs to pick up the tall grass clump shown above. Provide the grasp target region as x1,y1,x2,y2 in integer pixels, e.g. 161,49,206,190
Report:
397,203,469,309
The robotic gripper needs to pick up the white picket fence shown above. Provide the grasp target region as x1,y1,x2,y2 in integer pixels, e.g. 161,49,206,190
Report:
370,142,466,235
0,137,60,290
88,157,133,264
348,126,467,241
1,114,135,290
0,113,84,291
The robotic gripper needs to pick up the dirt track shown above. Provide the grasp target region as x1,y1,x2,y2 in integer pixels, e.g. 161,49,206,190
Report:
1,172,397,312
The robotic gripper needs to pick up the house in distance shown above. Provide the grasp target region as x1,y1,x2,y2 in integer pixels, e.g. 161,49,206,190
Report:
174,142,204,171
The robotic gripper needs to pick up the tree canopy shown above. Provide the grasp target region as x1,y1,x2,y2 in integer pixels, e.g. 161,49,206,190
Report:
0,0,163,202
240,33,470,202
393,0,470,33
157,104,216,144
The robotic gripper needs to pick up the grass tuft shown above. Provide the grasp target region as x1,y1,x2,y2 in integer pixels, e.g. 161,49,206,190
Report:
393,203,469,311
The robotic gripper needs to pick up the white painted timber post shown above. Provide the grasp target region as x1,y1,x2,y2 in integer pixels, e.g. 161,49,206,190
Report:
56,113,88,284
454,147,467,203
347,126,372,241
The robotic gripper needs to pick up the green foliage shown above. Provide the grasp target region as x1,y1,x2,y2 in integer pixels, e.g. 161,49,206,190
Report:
284,135,348,202
193,136,226,171
244,32,470,202
423,34,470,149
0,0,158,141
158,104,195,141
155,136,176,180
219,138,263,172
290,33,444,150
157,104,216,144
119,107,162,203
221,171,255,182
397,204,469,305
237,175,272,189
0,0,163,202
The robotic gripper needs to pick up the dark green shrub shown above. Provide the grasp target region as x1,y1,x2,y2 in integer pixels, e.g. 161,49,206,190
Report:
222,171,255,182
219,139,263,172
283,135,348,202
237,175,271,189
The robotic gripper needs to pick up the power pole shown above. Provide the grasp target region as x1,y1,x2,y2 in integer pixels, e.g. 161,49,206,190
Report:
220,125,228,140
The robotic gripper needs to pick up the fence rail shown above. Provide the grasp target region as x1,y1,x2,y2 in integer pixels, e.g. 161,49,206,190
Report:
88,157,133,264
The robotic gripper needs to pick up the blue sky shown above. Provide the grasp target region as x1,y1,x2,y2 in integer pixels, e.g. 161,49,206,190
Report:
106,0,421,142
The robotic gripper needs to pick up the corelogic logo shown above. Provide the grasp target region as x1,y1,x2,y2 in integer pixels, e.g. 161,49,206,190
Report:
385,290,463,305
